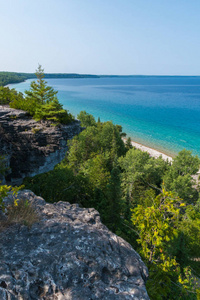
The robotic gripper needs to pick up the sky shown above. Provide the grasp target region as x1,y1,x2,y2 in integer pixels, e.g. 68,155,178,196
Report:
0,0,200,75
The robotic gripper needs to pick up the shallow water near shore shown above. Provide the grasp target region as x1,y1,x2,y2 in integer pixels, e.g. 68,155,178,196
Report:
10,76,200,157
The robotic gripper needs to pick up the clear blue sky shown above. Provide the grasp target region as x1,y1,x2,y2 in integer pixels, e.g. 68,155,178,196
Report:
0,0,200,75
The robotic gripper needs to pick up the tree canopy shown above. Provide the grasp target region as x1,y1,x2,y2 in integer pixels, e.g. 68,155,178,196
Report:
1,65,74,125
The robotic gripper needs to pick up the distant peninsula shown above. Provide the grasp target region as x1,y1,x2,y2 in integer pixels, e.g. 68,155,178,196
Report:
0,72,100,86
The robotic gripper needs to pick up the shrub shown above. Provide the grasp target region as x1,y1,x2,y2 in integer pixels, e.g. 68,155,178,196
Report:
0,86,23,105
0,184,11,212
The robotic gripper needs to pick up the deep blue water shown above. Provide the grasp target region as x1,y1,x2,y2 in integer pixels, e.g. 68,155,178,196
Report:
9,76,200,157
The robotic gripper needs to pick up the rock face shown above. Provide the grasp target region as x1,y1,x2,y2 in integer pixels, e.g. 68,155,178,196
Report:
0,106,82,185
0,190,149,300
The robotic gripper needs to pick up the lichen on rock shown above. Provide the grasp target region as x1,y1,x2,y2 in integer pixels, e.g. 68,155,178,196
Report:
0,190,149,299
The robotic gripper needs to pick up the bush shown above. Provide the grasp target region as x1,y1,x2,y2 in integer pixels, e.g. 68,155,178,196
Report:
0,86,24,105
9,96,40,116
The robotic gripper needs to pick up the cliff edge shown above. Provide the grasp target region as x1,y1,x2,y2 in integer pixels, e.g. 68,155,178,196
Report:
0,190,149,300
0,106,82,185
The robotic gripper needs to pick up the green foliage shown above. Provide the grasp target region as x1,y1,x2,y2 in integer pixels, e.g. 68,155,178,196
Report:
79,152,111,191
23,164,89,205
132,189,181,262
132,189,199,299
22,110,200,299
0,72,28,86
0,86,24,105
104,167,123,232
0,178,38,229
173,149,200,176
163,150,200,204
67,126,100,172
5,65,74,125
164,172,198,204
0,185,22,212
179,204,200,261
119,148,169,206
67,120,126,172
0,71,99,87
25,64,58,105
77,110,96,127
0,185,11,211
98,121,126,158
125,137,133,151
9,92,39,115
34,98,73,124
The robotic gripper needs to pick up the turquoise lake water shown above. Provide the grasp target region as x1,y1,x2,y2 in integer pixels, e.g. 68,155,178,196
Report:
10,76,200,157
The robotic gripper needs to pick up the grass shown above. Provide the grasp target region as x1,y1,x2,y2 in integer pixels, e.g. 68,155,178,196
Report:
0,199,39,231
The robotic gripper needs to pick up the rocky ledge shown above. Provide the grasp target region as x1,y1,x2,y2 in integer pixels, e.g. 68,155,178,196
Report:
0,106,82,185
0,190,149,300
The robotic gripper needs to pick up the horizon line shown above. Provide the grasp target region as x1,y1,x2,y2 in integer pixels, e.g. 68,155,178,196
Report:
1,71,200,77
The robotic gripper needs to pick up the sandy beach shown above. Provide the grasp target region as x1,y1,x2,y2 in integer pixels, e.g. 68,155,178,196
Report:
123,138,173,162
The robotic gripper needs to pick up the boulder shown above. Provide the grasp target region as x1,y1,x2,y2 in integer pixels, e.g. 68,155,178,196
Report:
0,190,149,299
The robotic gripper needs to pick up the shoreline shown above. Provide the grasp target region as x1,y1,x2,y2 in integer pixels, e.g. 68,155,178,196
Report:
123,138,173,162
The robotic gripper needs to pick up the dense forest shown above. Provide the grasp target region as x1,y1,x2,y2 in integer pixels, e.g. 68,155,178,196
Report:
0,72,30,86
0,69,200,299
22,114,200,299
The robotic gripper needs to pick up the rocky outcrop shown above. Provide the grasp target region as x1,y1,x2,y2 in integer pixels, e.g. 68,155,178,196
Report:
0,190,149,300
0,106,82,185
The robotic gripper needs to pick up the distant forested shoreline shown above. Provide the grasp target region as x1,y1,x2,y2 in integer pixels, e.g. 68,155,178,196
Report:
0,72,30,86
2,72,198,87
0,72,100,86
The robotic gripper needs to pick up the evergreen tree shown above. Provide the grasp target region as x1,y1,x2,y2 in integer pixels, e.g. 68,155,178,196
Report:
34,98,73,124
105,167,123,231
79,152,110,191
25,64,58,105
125,137,133,151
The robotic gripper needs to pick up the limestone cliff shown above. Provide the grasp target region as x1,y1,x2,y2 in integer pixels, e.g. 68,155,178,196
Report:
0,190,149,300
0,106,82,185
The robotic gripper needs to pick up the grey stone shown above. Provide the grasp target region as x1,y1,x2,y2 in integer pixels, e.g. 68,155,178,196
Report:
0,105,82,185
0,190,149,299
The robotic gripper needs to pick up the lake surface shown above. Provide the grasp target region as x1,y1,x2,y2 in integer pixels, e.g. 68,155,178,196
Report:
10,76,200,157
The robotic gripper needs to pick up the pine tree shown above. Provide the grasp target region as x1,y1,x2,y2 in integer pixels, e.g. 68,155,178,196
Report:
34,98,73,124
25,64,58,104
105,167,123,231
125,137,133,151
